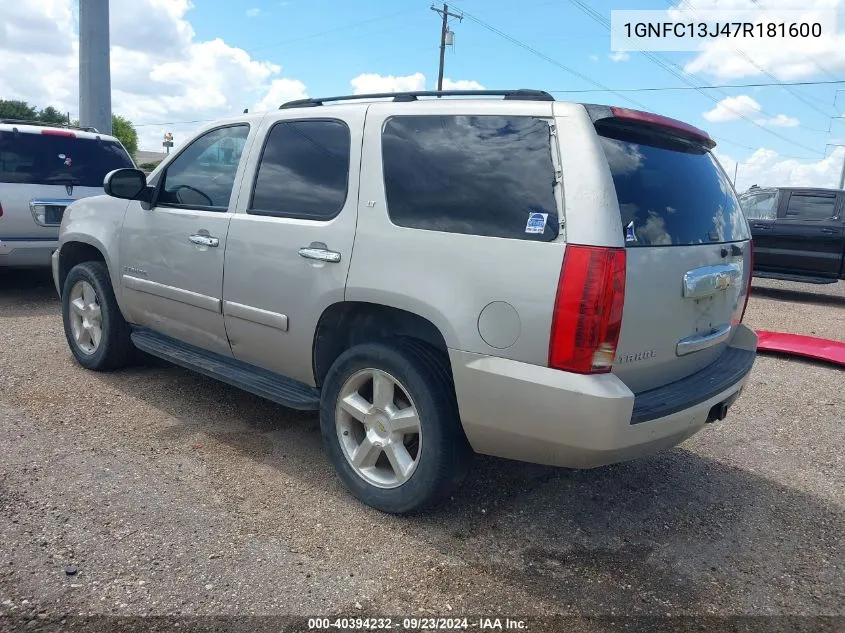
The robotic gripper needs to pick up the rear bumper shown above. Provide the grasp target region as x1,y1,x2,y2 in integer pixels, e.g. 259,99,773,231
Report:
0,238,58,267
450,323,758,469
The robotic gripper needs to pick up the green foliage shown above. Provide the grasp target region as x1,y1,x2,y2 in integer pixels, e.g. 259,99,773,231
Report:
38,106,68,124
0,99,38,121
111,114,138,158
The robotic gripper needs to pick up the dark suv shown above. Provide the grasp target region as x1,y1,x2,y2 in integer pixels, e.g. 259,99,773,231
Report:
739,186,845,284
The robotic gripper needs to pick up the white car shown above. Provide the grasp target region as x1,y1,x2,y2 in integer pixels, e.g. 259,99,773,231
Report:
0,119,134,267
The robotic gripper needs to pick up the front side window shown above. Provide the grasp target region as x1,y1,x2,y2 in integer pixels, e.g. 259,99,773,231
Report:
739,190,778,220
158,125,250,210
249,119,350,219
784,193,837,221
381,115,559,241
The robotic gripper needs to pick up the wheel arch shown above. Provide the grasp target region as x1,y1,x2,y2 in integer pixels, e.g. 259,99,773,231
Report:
312,301,452,388
58,238,109,295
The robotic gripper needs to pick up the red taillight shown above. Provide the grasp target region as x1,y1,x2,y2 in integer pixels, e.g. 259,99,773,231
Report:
549,245,626,374
41,129,75,137
740,240,754,322
609,106,715,148
0,202,3,218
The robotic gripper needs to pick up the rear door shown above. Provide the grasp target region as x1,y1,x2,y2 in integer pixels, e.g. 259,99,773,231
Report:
770,188,843,278
588,109,753,394
0,128,133,239
221,111,362,386
738,188,779,271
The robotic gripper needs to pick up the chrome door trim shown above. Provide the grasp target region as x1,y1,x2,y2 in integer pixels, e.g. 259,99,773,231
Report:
122,275,221,313
682,263,742,299
676,323,732,356
223,301,289,332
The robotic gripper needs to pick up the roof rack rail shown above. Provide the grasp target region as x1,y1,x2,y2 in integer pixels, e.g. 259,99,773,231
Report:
0,118,99,133
279,89,554,109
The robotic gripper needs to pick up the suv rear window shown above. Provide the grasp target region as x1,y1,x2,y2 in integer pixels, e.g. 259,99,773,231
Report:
382,115,559,241
598,128,750,246
0,131,133,187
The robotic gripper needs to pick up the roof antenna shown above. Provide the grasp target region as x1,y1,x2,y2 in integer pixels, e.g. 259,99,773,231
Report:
243,108,249,113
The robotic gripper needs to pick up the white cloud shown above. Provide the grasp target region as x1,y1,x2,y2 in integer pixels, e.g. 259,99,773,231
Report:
755,114,800,127
252,78,308,112
349,72,485,94
715,146,845,192
609,51,630,62
0,0,308,151
350,72,427,94
246,8,261,18
589,54,599,62
442,78,486,90
703,95,762,122
670,0,845,80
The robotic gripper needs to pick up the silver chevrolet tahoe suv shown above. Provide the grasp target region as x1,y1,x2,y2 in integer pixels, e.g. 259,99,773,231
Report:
52,89,757,514
1,120,134,267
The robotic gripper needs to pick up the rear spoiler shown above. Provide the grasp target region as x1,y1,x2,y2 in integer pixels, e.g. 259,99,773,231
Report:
584,104,716,150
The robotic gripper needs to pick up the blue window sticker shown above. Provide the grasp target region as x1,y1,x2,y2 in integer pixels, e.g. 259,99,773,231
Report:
625,220,637,243
525,211,548,235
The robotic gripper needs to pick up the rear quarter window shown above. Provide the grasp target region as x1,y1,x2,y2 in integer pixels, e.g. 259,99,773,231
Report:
381,115,559,241
598,130,750,246
0,131,133,187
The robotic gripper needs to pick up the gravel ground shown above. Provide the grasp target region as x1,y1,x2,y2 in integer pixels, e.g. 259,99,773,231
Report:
0,270,843,632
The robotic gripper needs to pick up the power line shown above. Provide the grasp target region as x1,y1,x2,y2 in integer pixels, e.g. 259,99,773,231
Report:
664,0,838,119
566,0,825,155
546,79,845,92
447,3,651,111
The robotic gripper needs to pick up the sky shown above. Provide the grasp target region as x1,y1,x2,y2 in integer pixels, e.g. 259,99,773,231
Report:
2,0,845,191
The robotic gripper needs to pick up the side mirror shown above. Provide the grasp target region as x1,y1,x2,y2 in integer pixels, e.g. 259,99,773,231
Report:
104,168,152,202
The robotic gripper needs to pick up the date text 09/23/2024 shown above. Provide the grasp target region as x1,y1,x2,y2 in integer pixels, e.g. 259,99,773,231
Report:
307,617,528,630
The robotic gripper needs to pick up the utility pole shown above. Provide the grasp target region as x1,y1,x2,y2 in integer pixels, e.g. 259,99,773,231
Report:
431,3,463,91
733,162,738,186
79,0,113,135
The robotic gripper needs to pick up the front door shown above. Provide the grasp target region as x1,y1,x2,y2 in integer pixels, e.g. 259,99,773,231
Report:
739,188,779,271
119,123,254,356
222,112,363,385
771,189,844,278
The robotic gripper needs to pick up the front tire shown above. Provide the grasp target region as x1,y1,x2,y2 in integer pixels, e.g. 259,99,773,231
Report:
320,339,471,514
61,261,133,371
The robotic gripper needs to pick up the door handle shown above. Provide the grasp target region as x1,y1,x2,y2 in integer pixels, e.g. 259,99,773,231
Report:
821,228,837,234
189,234,219,247
751,223,771,230
298,247,341,263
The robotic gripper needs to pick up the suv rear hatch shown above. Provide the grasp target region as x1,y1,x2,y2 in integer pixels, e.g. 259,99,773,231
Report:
0,127,133,239
587,105,752,394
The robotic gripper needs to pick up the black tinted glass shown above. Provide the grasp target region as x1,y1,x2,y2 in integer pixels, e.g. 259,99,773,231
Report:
382,115,559,241
159,125,249,209
250,120,350,219
0,131,133,187
785,193,837,220
598,131,750,246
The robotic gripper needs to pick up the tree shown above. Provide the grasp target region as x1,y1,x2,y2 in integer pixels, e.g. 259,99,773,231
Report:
0,99,38,121
38,106,68,125
111,114,138,158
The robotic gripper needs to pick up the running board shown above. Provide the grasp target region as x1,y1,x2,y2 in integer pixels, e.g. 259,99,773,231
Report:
753,271,838,285
130,328,321,410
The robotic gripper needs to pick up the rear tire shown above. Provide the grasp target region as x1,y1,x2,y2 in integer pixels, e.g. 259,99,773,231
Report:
320,338,471,514
61,261,134,371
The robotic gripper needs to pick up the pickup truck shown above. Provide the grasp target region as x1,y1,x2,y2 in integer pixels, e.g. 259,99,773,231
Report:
739,186,845,284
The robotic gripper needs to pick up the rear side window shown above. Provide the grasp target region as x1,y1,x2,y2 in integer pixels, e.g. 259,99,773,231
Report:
739,190,778,220
249,119,350,220
784,192,837,220
382,115,559,241
0,131,133,187
598,130,750,246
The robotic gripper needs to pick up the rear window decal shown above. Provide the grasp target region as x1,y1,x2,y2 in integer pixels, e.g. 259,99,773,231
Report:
525,212,548,234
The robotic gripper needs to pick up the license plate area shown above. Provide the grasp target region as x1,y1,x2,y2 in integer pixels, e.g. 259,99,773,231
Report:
29,198,74,227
